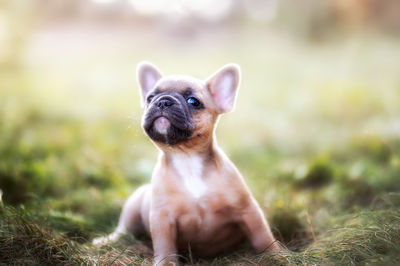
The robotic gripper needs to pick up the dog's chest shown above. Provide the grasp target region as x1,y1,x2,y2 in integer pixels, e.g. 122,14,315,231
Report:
171,154,207,198
174,191,239,245
165,153,245,245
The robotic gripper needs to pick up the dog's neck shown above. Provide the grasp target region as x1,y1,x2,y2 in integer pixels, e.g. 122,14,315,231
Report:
169,152,207,198
160,135,218,163
157,138,221,198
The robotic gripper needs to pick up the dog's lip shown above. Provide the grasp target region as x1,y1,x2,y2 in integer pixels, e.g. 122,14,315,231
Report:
146,113,171,129
153,116,171,134
152,114,169,122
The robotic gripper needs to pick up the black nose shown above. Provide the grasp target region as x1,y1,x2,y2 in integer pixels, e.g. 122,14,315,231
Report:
156,98,175,110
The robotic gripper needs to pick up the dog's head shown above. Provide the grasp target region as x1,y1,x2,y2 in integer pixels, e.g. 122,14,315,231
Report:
137,62,240,149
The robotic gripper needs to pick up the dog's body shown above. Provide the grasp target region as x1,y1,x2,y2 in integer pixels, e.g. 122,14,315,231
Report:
93,62,280,264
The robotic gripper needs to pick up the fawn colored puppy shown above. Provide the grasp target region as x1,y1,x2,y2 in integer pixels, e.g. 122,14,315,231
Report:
93,62,281,265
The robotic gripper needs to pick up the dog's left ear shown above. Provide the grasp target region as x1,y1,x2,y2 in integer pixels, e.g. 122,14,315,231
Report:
137,61,162,106
206,64,241,113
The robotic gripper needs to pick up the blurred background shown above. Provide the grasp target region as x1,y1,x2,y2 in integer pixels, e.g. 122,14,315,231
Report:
1,0,400,263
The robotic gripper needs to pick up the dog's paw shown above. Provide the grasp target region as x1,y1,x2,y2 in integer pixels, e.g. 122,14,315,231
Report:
92,231,124,247
92,236,109,247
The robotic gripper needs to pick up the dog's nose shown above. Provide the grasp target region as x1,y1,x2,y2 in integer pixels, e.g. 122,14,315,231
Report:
156,98,175,110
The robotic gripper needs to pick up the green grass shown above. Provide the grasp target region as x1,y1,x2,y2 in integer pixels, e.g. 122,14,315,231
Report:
1,196,400,265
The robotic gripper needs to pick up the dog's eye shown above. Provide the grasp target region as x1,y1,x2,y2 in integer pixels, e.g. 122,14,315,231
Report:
187,97,201,107
147,95,154,103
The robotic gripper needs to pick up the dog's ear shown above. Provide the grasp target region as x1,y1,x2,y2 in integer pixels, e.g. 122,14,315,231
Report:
206,64,241,113
137,61,162,106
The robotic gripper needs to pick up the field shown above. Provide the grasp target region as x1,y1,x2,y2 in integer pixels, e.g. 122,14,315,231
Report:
1,6,400,264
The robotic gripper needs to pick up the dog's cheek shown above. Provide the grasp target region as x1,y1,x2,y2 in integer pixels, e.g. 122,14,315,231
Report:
192,112,214,139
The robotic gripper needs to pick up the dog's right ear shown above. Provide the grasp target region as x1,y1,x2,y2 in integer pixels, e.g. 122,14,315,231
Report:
137,61,162,107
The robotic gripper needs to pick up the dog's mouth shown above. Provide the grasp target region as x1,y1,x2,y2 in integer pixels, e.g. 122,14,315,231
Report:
153,116,171,135
143,108,194,145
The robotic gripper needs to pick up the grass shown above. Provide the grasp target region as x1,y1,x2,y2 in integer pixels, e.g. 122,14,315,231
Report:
1,15,400,264
1,196,400,265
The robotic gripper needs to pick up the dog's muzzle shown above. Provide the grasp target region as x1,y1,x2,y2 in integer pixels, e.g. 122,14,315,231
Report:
143,94,194,145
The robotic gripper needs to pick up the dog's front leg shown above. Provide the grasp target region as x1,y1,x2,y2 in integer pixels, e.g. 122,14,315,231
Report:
239,198,281,253
150,210,178,265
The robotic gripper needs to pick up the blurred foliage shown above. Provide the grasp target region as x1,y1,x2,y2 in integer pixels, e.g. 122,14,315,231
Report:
293,156,334,189
349,135,392,163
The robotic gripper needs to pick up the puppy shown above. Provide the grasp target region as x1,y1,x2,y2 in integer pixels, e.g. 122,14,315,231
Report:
93,62,281,265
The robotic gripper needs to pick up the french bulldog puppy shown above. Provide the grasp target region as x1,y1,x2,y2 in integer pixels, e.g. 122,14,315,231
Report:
93,62,281,265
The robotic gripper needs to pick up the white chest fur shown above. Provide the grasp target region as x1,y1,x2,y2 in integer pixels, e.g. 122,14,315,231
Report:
171,154,207,198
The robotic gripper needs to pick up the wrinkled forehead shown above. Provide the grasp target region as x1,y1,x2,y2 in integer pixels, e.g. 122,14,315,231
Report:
153,75,206,96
